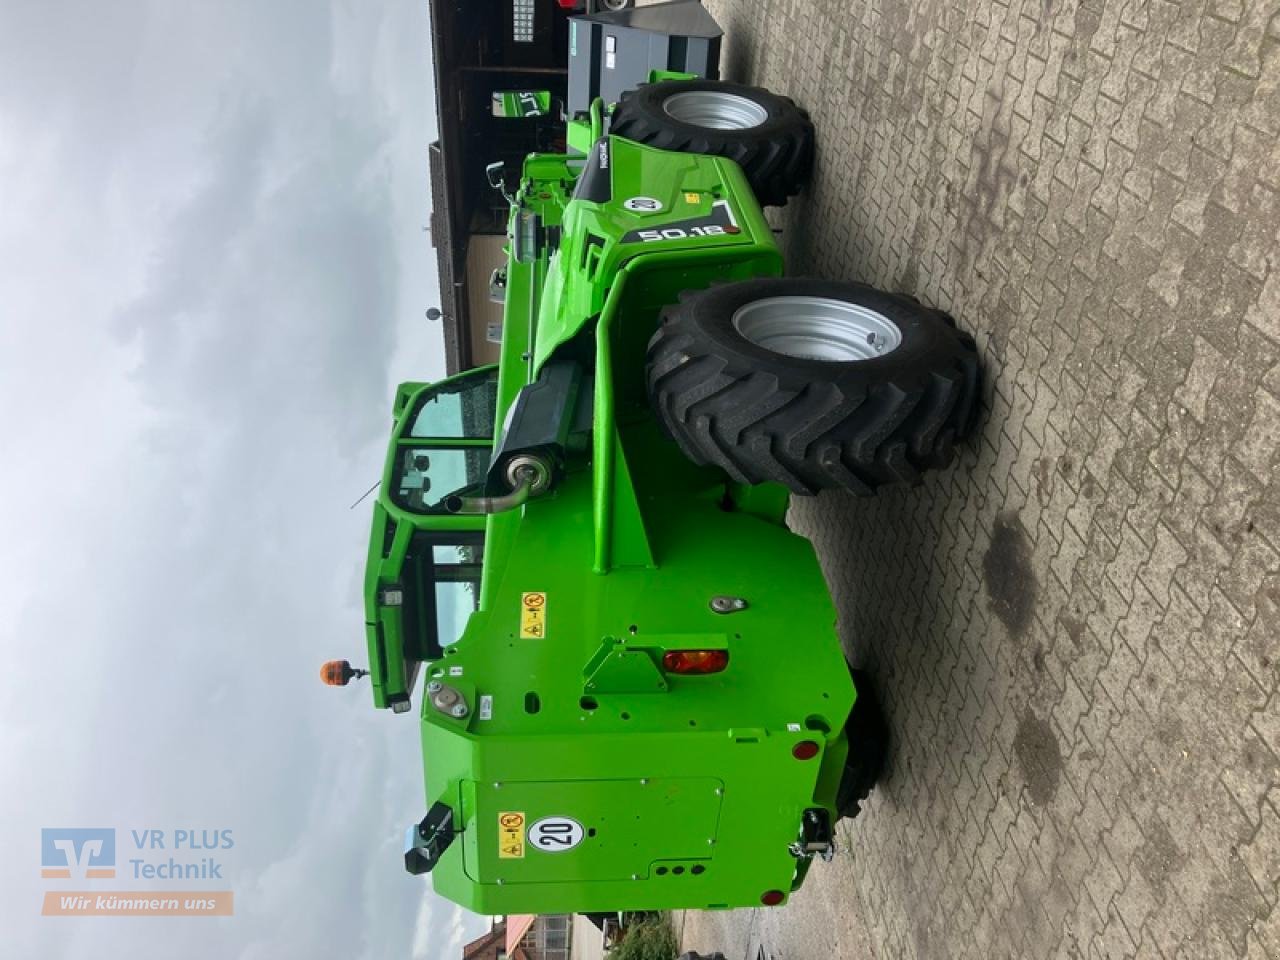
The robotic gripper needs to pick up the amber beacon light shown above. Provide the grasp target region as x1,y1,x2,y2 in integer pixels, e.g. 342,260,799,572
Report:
321,660,369,687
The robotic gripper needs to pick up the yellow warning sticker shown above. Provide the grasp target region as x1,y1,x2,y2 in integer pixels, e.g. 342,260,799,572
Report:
520,591,547,639
498,811,526,859
684,191,700,205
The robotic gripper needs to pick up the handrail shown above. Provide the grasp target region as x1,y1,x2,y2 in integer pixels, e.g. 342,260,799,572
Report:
589,97,604,143
591,271,629,574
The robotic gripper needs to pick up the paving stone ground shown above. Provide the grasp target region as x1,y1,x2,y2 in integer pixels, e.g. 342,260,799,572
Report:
677,0,1280,957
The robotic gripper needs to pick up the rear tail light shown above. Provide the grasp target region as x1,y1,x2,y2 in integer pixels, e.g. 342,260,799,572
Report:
761,889,785,906
555,0,578,7
662,649,729,675
792,740,820,760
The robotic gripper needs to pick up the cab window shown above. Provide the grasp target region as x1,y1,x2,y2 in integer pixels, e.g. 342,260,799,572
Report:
408,368,499,439
402,533,484,658
430,543,483,651
393,447,490,513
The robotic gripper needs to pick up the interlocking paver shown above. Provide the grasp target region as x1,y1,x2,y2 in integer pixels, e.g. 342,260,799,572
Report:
675,1,1280,958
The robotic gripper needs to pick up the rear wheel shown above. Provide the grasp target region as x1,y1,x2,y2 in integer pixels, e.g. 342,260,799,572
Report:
610,80,814,206
646,278,981,495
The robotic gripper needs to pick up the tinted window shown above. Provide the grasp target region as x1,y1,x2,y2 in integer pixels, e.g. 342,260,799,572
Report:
408,369,498,439
401,533,485,658
435,581,479,649
432,542,482,646
393,447,489,514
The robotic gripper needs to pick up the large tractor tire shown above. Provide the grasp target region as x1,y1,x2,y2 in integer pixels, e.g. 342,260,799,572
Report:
610,80,814,206
646,278,981,495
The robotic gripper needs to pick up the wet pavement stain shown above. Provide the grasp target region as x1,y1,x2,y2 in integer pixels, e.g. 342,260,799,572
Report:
1135,816,1184,893
1060,611,1086,647
983,511,1038,637
1032,457,1054,505
1013,712,1062,806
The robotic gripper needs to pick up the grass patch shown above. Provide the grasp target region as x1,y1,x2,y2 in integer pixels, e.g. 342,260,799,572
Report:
609,916,678,960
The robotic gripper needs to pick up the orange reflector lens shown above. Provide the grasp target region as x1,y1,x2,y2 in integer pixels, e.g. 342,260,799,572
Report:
321,660,353,686
761,890,785,906
792,740,820,760
661,649,729,674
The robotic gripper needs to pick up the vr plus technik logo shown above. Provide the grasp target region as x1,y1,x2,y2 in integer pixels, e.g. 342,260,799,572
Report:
40,827,235,917
41,828,116,880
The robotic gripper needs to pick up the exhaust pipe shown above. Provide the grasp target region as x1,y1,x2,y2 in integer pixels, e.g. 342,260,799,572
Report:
445,454,553,515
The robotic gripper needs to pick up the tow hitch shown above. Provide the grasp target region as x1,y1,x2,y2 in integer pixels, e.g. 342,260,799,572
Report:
405,802,457,875
789,808,836,862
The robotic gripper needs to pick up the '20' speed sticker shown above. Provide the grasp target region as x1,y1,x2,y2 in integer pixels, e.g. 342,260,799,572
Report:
528,816,584,853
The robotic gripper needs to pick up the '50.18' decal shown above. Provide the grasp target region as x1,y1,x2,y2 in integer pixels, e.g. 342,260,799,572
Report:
620,200,740,245
634,224,730,243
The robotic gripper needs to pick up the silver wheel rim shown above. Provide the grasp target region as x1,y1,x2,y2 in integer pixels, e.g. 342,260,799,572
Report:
601,0,628,8
662,90,769,130
732,296,903,362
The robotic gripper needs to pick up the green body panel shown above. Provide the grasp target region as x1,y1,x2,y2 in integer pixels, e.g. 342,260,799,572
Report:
647,68,698,84
532,138,778,373
361,125,858,913
567,117,593,155
423,444,854,913
566,99,604,155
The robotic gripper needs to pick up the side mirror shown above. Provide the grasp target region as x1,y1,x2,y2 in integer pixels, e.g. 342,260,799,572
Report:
486,161,506,192
486,161,515,205
488,267,507,305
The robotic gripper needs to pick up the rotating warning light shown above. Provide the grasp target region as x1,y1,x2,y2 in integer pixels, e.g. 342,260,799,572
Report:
321,660,368,687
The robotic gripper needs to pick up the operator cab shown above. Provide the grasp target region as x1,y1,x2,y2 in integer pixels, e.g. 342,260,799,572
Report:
356,365,499,712
391,367,500,512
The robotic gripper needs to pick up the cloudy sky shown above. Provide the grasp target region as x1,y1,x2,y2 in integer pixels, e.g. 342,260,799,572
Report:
0,0,487,956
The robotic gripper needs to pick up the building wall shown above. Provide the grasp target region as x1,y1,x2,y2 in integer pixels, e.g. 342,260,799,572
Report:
521,914,572,960
569,913,605,960
465,233,507,368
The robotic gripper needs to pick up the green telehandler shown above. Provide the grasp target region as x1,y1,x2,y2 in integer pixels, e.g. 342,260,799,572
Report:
334,73,980,917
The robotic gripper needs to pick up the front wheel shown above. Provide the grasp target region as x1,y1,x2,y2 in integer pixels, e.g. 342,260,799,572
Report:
610,80,814,206
646,278,981,495
598,0,634,9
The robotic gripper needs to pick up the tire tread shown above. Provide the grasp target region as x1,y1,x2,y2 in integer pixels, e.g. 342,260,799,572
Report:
646,279,983,495
610,81,814,206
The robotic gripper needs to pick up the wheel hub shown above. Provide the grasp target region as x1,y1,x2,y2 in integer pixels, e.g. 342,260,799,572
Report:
662,91,770,130
731,296,903,362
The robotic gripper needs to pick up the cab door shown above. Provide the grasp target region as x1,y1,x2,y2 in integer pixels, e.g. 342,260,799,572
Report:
390,366,499,514
402,530,485,661
381,366,499,681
